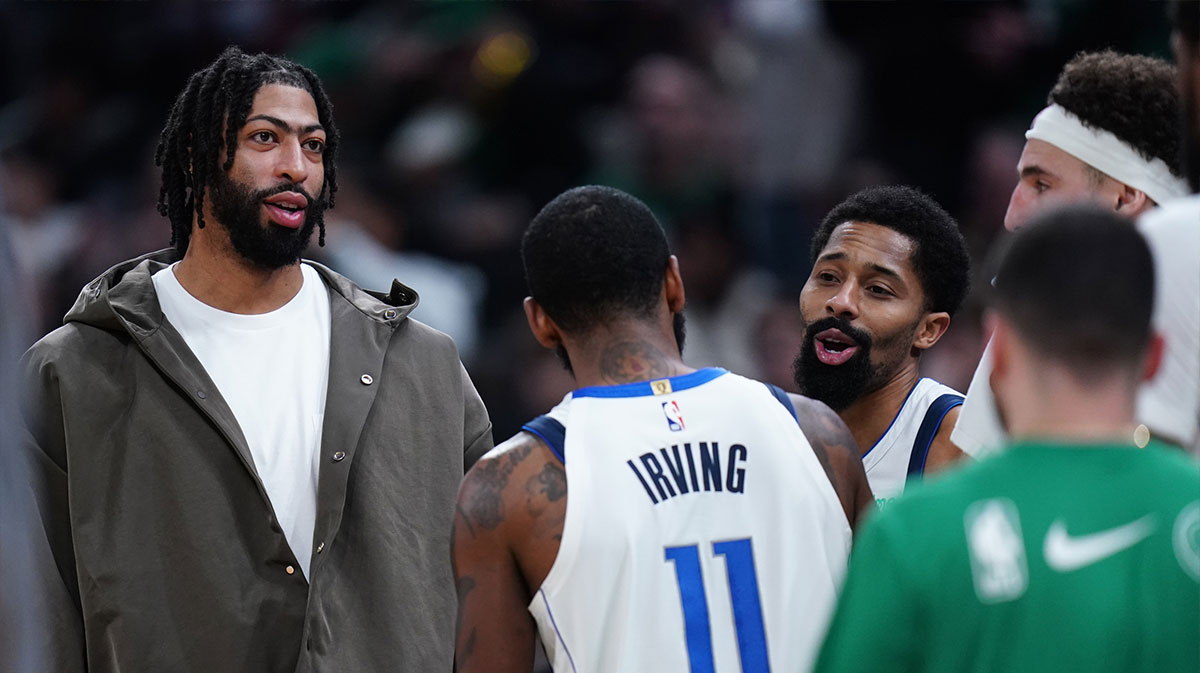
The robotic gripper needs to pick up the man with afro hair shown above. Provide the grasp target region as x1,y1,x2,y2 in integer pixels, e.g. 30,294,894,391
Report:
954,50,1189,458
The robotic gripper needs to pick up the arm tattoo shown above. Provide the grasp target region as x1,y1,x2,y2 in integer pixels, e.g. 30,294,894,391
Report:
466,441,534,530
527,462,566,502
524,461,568,536
598,340,678,383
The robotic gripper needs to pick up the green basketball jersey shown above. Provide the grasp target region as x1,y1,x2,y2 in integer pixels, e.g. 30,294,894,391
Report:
814,440,1200,673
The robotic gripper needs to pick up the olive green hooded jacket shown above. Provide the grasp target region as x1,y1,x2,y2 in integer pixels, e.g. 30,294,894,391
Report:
16,249,493,672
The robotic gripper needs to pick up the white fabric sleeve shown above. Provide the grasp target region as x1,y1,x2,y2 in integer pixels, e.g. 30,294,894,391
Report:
949,340,1009,458
1136,198,1200,453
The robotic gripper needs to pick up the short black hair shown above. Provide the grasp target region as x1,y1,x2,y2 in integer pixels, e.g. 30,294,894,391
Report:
522,186,671,333
155,46,340,254
811,185,971,317
1048,50,1181,178
991,204,1154,377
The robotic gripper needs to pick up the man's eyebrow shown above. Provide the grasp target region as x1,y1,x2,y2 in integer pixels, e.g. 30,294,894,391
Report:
816,251,847,264
244,114,325,135
1019,165,1050,179
818,251,904,280
868,263,903,282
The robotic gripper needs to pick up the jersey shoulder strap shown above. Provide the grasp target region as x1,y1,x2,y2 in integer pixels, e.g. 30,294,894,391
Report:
764,383,800,425
522,415,567,464
905,393,964,482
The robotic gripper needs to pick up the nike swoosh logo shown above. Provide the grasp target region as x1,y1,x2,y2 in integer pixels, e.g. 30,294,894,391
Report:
1044,515,1156,572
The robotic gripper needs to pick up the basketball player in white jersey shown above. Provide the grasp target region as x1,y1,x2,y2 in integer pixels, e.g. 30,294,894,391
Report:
794,185,972,505
951,50,1192,457
452,186,872,673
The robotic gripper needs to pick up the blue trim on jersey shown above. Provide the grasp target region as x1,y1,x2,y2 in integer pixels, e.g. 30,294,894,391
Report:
522,416,567,464
905,393,964,482
861,378,930,459
571,367,727,399
538,589,579,673
764,383,799,424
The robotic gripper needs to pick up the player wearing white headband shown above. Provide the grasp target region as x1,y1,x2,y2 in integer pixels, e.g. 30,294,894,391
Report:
953,50,1192,457
1003,51,1186,232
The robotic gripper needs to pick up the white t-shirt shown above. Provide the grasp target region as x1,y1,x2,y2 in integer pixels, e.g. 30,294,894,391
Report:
952,196,1200,456
153,263,331,578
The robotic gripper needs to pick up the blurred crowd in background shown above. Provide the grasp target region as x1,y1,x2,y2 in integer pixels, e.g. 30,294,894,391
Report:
0,0,1175,439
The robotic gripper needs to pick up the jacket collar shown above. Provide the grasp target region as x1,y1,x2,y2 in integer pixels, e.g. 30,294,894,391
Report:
65,248,420,337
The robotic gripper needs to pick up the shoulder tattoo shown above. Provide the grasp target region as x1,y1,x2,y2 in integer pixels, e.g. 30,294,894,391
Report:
463,439,535,531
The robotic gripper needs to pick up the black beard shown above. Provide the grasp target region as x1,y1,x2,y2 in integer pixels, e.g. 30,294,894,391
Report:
209,171,325,270
792,316,886,412
554,311,688,377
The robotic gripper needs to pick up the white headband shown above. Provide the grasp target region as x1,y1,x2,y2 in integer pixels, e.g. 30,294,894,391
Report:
1025,104,1188,205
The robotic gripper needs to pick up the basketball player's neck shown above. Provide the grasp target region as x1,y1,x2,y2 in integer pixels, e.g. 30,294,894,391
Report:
1003,367,1138,445
174,217,304,315
838,362,922,457
566,320,693,389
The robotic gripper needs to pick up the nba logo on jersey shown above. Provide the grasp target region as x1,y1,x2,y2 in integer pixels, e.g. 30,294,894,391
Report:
662,400,685,431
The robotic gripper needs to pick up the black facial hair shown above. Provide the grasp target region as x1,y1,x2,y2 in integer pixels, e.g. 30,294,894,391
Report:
209,169,326,270
792,315,919,412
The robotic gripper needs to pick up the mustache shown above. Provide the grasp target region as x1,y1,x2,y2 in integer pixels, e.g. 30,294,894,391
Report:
256,182,317,207
802,315,873,351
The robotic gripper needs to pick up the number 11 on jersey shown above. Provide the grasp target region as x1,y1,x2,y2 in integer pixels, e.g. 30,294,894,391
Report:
664,538,770,673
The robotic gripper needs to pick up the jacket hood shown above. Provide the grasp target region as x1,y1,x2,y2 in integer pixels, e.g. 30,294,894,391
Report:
64,248,420,336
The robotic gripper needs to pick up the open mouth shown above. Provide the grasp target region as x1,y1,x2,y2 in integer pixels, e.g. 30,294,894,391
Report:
263,192,309,229
813,328,861,366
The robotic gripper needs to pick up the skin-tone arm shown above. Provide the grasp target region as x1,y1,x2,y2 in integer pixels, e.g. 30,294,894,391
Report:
924,405,967,474
452,433,566,673
790,394,875,529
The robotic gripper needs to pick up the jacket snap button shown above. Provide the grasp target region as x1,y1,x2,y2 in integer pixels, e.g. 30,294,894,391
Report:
285,565,295,575
360,374,373,385
333,451,347,462
196,390,207,399
316,542,324,554
384,309,398,319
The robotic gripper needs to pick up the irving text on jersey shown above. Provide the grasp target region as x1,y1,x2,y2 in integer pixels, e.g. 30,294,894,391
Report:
626,441,748,505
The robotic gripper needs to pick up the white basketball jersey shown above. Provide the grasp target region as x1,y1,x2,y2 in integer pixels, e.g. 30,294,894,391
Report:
862,377,963,505
525,368,851,673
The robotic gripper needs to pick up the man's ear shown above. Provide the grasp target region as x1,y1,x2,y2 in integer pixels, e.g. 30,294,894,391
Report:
523,297,564,350
1113,183,1152,217
912,311,951,352
665,255,686,314
1140,330,1165,383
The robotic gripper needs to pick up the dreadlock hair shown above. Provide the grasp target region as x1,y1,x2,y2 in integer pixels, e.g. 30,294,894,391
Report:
154,46,340,254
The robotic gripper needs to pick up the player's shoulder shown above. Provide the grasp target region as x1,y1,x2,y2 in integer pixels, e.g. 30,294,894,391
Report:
1140,442,1200,484
1138,194,1200,233
458,429,562,533
465,431,553,489
787,393,857,457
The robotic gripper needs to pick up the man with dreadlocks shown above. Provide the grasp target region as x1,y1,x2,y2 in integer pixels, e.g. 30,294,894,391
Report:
14,47,493,672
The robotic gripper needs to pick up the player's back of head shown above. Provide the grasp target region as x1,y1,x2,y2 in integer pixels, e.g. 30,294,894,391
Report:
991,204,1154,380
1048,50,1181,177
811,185,971,317
522,185,671,334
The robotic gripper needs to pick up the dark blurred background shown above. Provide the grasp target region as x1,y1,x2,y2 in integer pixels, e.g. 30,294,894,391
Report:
0,0,1175,441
